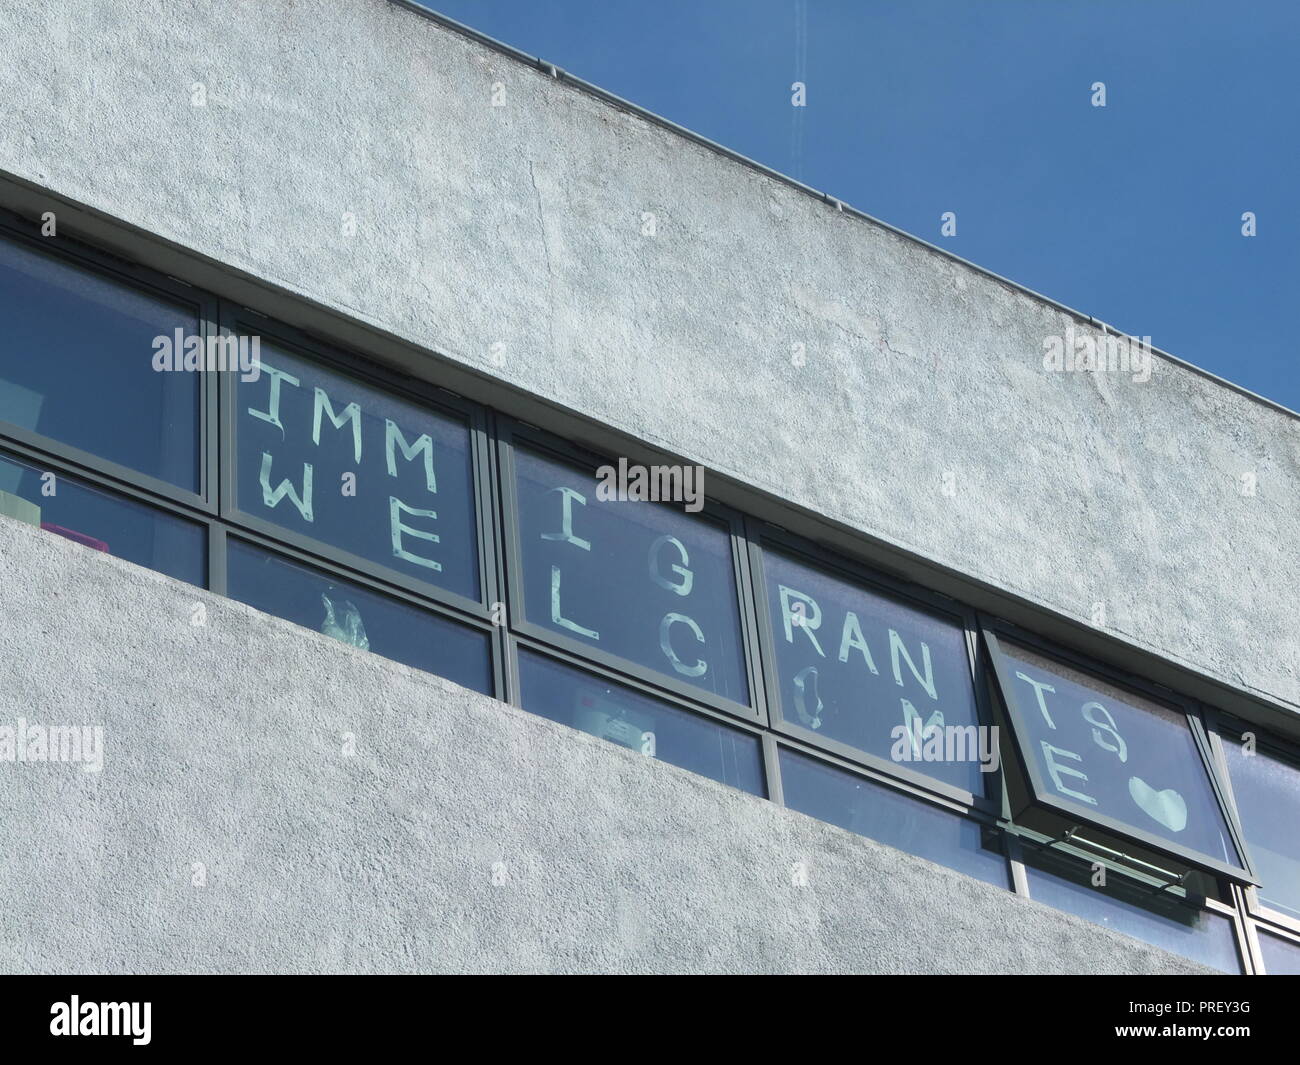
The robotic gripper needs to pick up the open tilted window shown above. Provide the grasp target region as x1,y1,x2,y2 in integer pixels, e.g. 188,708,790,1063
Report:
984,627,1255,887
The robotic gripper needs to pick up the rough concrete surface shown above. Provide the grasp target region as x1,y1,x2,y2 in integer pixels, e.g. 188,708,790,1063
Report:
0,516,1214,973
0,0,1294,715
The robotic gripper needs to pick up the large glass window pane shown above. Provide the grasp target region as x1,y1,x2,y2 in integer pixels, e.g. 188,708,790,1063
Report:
1219,738,1300,921
1022,846,1241,973
778,748,1009,887
0,236,201,491
1258,930,1300,975
227,539,492,694
989,637,1243,874
0,451,204,586
517,649,764,795
513,446,749,707
762,547,987,794
235,344,479,602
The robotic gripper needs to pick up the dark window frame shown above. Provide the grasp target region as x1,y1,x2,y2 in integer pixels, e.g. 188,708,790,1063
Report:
0,211,219,512
506,632,769,796
983,619,1257,887
0,437,211,588
496,415,767,727
218,303,499,622
1004,823,1250,975
1007,828,1247,974
747,518,1001,815
217,525,505,702
772,734,1012,886
1251,924,1300,975
1206,710,1300,938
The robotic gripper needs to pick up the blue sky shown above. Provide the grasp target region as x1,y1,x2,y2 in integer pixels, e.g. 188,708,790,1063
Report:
418,1,1299,412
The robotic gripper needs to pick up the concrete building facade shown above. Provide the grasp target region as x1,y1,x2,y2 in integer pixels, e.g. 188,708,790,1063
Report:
0,0,1297,973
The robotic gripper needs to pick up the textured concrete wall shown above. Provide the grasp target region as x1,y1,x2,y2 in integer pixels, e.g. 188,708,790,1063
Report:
0,515,1211,973
0,0,1295,713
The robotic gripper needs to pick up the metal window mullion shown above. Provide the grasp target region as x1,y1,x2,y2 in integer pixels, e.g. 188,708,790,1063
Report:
482,408,511,704
1006,834,1031,897
762,733,784,806
732,513,771,729
1234,888,1264,975
207,523,227,596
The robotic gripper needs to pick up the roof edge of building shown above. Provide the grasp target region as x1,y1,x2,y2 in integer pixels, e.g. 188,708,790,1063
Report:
390,0,1299,426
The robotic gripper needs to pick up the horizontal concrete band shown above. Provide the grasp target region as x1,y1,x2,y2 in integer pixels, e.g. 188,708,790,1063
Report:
0,0,1294,723
0,515,1210,973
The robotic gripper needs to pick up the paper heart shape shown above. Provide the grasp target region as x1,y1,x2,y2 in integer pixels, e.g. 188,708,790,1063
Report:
1128,776,1188,833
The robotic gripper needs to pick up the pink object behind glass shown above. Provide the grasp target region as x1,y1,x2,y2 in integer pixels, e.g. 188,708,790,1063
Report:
41,523,110,553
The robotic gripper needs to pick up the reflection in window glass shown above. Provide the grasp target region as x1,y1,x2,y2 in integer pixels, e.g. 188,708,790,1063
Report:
227,540,492,694
1022,847,1240,973
993,639,1242,872
1259,931,1300,975
514,447,749,706
779,748,1008,886
0,236,201,490
236,344,479,601
763,548,987,794
1220,738,1300,921
517,649,764,795
0,452,205,586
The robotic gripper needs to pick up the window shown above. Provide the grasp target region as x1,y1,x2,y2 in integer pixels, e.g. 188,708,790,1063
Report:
986,632,1249,882
226,539,492,694
1258,930,1300,975
516,648,765,795
778,748,1008,886
757,542,989,797
0,234,203,493
231,341,482,605
7,216,1299,974
1020,845,1241,973
1218,733,1300,921
0,450,205,586
509,440,751,712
